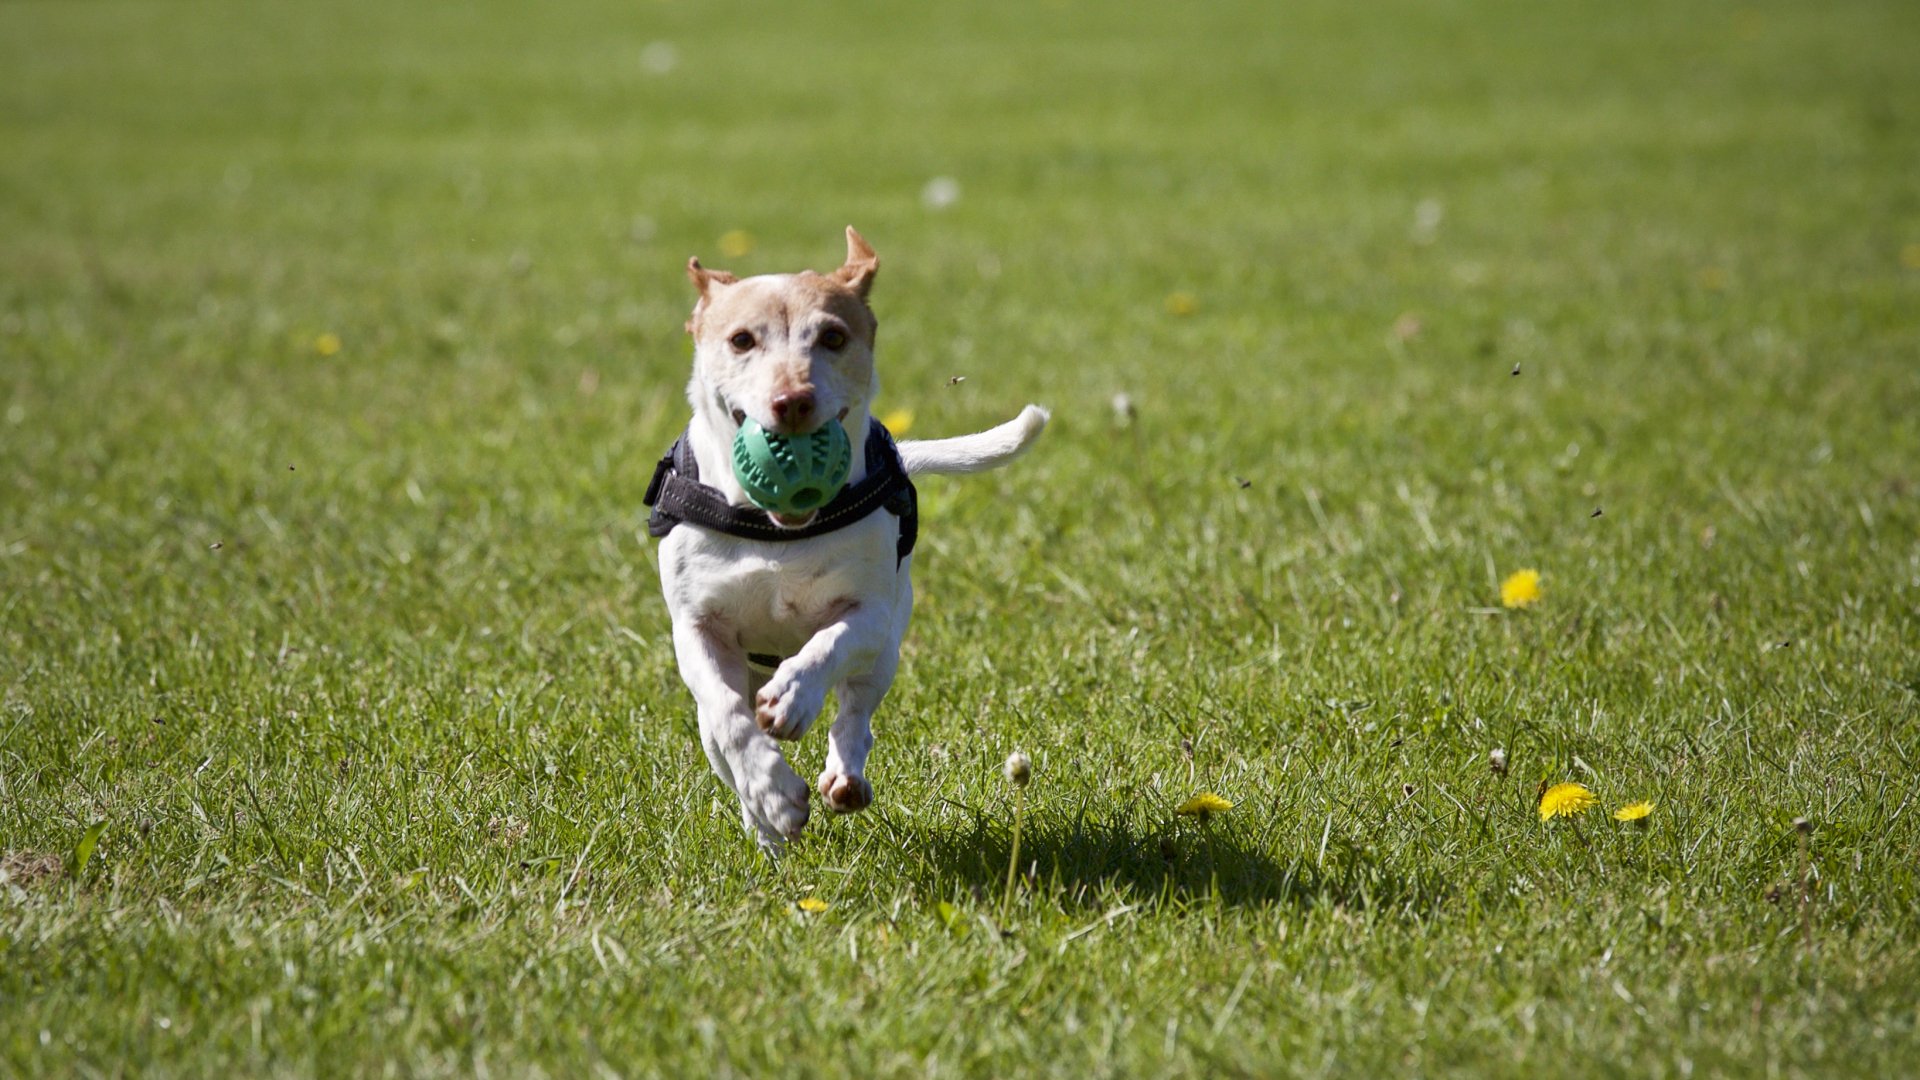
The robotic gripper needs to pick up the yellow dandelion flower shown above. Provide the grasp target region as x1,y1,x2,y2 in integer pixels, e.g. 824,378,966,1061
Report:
314,332,342,357
1176,792,1234,817
1500,569,1542,609
1538,782,1597,821
1613,800,1654,823
879,407,914,435
719,229,755,259
1164,291,1198,316
795,896,828,913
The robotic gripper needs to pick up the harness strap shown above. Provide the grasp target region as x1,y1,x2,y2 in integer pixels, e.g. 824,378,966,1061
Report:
645,420,917,563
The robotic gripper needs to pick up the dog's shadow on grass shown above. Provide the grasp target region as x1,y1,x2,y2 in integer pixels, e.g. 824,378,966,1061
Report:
892,804,1448,915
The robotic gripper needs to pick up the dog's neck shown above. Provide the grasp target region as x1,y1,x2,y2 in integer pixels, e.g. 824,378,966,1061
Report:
684,396,874,509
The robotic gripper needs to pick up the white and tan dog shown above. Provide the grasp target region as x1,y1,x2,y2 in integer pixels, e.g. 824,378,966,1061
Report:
653,227,1047,852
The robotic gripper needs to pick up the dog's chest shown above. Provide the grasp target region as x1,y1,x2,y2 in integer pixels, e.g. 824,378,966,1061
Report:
660,515,901,650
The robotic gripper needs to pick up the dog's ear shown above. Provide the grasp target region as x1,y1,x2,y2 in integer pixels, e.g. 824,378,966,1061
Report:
831,226,878,299
685,257,737,334
687,257,737,296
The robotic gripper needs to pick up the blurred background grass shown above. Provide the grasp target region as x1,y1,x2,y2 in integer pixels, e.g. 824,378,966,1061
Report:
3,0,1919,1075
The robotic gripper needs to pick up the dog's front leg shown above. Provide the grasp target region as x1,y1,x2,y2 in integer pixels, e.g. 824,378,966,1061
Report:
672,619,811,852
754,602,891,742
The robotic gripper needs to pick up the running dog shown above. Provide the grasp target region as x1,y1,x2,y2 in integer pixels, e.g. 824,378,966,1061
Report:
645,227,1047,852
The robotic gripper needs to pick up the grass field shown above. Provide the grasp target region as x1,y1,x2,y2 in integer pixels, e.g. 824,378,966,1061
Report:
4,0,1920,1074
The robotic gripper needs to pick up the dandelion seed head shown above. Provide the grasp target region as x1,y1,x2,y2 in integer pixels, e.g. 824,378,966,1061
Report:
921,176,961,211
1411,197,1444,243
640,41,679,75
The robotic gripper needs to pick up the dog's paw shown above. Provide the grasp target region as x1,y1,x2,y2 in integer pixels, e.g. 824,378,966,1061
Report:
740,759,811,849
740,803,787,855
755,669,826,741
816,768,873,814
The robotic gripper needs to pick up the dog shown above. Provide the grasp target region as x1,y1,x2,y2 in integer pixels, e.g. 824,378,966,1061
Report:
646,226,1048,853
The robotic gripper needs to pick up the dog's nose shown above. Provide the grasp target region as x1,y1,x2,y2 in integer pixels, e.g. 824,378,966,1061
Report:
770,391,816,428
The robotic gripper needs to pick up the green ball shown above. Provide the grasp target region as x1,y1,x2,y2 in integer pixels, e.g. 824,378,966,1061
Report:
730,418,852,516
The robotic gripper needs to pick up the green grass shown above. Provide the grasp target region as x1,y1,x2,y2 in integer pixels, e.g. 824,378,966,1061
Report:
4,0,1920,1074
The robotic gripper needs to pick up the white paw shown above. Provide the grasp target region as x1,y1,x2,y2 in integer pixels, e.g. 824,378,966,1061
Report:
739,753,811,849
816,768,873,814
755,667,827,741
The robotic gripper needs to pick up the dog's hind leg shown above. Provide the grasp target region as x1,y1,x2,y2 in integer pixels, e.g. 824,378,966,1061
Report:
816,644,897,814
673,621,811,852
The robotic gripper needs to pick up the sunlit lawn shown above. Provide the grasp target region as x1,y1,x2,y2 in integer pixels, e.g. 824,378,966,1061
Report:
3,0,1919,1075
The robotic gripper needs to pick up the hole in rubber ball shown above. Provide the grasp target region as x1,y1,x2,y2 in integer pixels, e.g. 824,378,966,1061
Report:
791,488,822,509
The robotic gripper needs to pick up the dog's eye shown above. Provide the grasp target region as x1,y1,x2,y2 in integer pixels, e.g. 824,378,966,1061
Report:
728,330,756,353
818,327,848,351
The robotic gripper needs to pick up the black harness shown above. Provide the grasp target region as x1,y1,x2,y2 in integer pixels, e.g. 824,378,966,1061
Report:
644,419,918,565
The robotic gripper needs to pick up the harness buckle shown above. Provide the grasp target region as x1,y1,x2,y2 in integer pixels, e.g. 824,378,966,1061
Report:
642,452,673,508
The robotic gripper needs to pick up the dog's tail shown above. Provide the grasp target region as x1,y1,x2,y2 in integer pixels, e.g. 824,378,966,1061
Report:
898,404,1049,477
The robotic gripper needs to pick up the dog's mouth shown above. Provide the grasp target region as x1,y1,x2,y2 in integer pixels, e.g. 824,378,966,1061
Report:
718,397,851,529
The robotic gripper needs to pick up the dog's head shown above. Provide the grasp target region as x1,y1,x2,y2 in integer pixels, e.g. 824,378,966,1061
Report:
684,226,880,442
